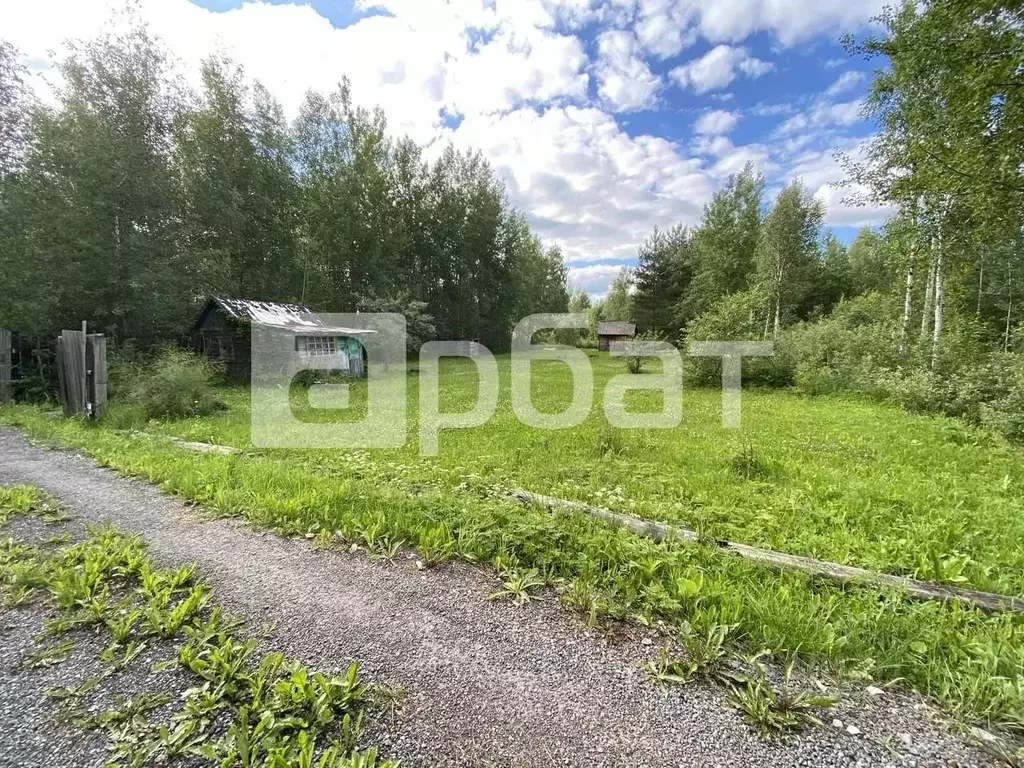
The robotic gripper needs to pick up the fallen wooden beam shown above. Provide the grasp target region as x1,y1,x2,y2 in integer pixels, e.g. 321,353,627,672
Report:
508,489,1024,615
135,435,1023,614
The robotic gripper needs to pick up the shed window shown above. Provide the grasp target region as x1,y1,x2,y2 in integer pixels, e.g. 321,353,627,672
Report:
298,336,338,356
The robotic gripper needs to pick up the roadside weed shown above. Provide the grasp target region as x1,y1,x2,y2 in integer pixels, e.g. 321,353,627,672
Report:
25,640,76,668
0,486,399,766
489,568,545,605
728,660,838,737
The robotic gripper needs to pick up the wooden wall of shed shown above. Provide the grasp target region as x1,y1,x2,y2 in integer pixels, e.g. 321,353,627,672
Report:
193,310,252,381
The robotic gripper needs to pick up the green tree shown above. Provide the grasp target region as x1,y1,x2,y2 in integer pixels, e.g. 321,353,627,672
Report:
680,164,765,326
601,268,634,322
755,180,825,338
15,26,191,344
846,0,1024,358
633,225,693,339
176,57,299,301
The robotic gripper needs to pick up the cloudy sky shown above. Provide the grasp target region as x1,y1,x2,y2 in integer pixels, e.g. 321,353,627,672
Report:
3,0,895,298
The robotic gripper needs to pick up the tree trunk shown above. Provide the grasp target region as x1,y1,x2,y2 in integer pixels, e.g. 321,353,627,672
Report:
921,254,935,340
772,298,781,338
900,259,915,357
1005,259,1014,353
977,254,984,317
931,246,944,368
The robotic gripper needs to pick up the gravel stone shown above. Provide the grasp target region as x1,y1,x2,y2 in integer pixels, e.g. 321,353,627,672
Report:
0,428,1000,767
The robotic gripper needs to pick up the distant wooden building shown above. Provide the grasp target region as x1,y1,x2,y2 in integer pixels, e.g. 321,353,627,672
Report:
596,321,636,351
192,297,373,380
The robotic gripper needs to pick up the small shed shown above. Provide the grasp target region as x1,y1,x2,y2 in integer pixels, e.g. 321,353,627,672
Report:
596,321,637,351
192,297,373,380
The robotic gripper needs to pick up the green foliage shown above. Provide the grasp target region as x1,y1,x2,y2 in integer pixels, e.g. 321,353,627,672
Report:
754,180,826,338
0,19,567,360
357,293,436,360
596,268,634,324
730,441,771,481
0,485,395,767
129,348,227,421
489,568,545,605
728,659,837,737
679,164,765,325
623,330,662,374
633,225,693,339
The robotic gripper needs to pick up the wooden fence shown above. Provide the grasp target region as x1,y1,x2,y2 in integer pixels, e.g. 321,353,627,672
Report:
56,325,107,418
0,329,10,404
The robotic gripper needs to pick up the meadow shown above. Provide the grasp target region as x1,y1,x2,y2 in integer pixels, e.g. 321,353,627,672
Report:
131,352,1023,596
2,351,1023,733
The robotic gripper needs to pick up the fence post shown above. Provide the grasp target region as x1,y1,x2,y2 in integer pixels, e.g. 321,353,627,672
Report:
86,334,107,419
0,329,11,404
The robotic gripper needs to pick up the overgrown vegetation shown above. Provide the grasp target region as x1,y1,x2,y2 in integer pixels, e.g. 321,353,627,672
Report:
127,348,228,421
2,408,1022,741
0,485,398,767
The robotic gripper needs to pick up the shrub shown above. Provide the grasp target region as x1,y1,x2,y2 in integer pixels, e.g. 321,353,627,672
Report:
685,290,793,387
128,347,227,420
622,330,662,374
783,294,901,395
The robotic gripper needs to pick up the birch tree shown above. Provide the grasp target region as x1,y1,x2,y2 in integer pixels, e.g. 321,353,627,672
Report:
754,181,825,338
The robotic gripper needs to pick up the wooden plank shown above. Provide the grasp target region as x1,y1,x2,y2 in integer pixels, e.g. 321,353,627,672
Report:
56,335,67,414
509,488,1024,614
58,329,86,416
87,334,107,419
80,321,88,416
0,329,11,404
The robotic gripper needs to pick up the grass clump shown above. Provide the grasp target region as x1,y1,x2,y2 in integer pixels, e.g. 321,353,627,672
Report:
128,347,227,421
728,659,838,737
730,440,771,481
0,485,399,768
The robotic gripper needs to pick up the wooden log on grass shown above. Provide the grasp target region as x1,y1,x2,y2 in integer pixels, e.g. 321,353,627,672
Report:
140,438,1024,614
508,488,1024,614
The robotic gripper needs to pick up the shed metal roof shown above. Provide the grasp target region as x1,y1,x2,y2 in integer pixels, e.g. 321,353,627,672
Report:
195,297,375,335
596,321,636,337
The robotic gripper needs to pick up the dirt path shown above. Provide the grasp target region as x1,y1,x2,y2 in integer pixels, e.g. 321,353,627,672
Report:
0,428,994,767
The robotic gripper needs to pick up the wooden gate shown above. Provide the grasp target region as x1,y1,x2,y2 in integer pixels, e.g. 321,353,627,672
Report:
0,329,10,404
56,325,107,418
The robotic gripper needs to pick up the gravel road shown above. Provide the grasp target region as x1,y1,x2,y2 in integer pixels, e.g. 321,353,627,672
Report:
0,427,997,767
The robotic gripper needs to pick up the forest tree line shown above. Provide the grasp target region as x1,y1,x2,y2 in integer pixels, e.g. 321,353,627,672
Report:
0,26,569,352
582,0,1024,439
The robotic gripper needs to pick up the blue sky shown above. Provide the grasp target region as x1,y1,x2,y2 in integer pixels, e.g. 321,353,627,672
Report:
7,0,893,297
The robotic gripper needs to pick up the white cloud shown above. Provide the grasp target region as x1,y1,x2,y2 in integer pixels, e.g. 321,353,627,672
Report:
824,70,865,98
670,45,773,94
568,263,628,297
444,105,717,263
694,109,740,135
775,98,863,135
4,0,592,144
634,0,698,58
650,0,887,47
594,30,661,112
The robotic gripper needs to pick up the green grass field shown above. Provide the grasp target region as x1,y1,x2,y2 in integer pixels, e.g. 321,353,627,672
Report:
130,352,1024,596
2,351,1023,732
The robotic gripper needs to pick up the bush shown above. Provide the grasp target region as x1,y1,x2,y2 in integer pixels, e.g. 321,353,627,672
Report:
783,294,901,395
622,330,662,374
128,347,227,421
684,290,794,387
